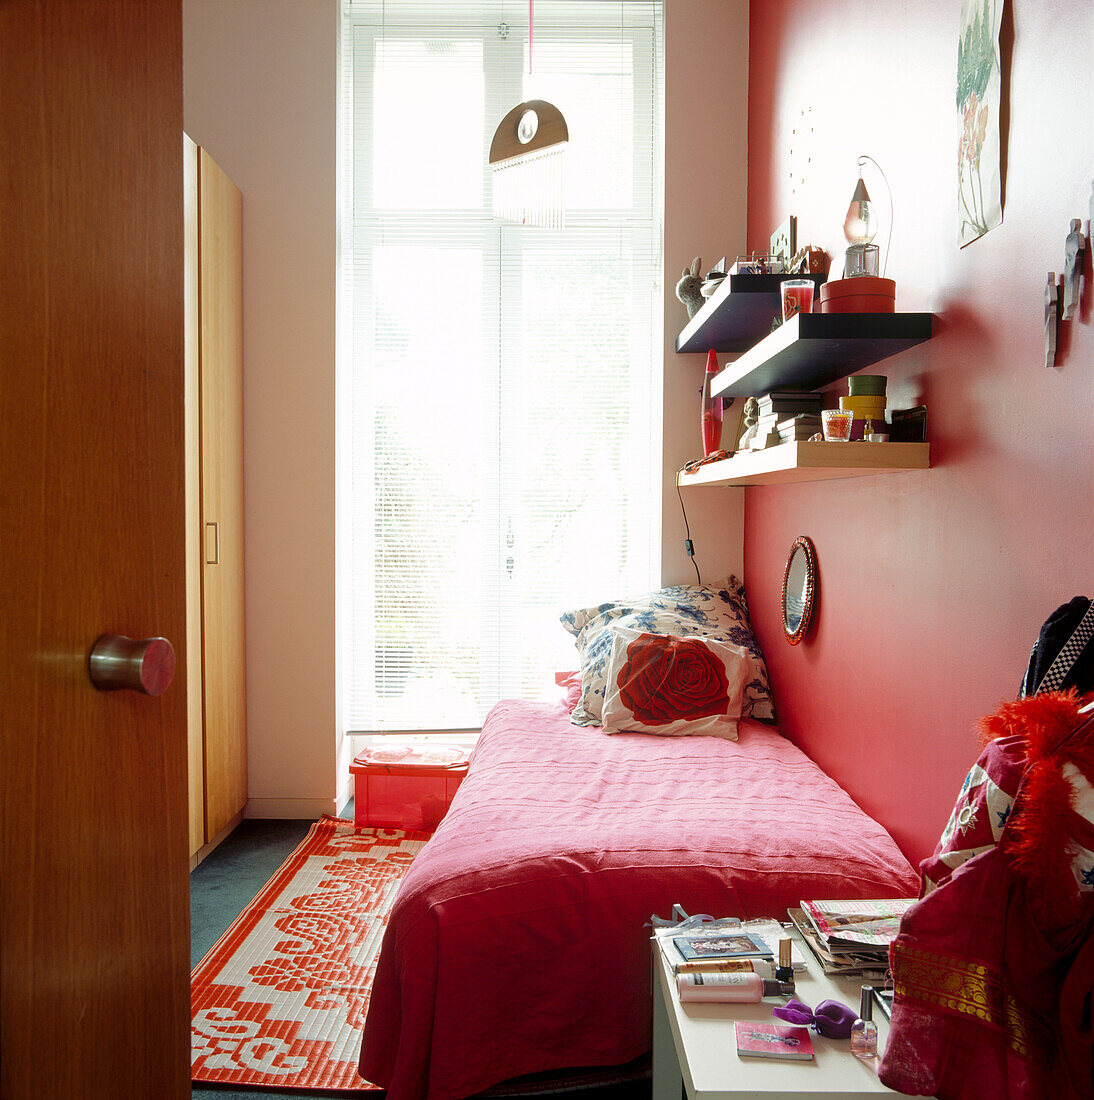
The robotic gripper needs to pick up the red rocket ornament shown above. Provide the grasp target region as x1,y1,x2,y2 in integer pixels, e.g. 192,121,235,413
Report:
701,348,723,456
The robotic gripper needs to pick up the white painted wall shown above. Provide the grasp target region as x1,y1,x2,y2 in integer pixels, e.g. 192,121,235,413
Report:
662,0,748,586
183,0,748,816
184,0,341,818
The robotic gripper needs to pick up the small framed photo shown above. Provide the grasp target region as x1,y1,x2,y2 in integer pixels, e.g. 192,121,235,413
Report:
770,216,797,271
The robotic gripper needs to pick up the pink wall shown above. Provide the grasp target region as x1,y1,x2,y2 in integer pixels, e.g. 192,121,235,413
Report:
744,0,1093,862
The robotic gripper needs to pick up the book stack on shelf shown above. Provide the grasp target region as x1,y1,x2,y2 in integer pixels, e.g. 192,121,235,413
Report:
788,897,916,980
748,391,823,449
775,412,823,443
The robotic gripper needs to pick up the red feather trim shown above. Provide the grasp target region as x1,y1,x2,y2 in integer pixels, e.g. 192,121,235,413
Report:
976,690,1082,753
977,691,1094,933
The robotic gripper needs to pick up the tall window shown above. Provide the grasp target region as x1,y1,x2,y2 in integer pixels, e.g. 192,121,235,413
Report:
341,0,663,735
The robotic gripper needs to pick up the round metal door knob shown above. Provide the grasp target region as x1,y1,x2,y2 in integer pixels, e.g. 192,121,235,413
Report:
88,634,176,696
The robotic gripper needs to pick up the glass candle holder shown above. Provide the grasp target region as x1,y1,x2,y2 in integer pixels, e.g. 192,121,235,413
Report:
821,408,853,442
780,278,815,321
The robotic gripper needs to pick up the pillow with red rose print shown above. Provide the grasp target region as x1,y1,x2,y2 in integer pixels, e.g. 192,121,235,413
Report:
600,627,751,738
559,576,775,727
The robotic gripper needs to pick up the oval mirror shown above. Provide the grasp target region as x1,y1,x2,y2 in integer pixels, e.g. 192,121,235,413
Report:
782,536,817,645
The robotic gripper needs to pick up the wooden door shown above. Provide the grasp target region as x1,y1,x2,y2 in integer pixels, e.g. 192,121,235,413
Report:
198,147,248,843
0,4,191,1097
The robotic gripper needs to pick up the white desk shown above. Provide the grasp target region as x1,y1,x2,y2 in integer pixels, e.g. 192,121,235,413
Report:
652,928,908,1100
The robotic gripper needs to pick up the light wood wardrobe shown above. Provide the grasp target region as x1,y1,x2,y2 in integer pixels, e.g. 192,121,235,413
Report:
184,135,247,866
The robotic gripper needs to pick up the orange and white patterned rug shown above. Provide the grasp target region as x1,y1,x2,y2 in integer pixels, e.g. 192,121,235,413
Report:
191,815,429,1091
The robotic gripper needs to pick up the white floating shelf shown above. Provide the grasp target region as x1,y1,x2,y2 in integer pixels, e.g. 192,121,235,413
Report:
677,441,931,488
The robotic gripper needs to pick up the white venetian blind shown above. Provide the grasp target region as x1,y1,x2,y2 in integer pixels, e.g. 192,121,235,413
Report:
341,0,663,734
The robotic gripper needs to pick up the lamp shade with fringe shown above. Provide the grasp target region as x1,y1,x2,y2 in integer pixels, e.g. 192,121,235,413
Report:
489,99,568,229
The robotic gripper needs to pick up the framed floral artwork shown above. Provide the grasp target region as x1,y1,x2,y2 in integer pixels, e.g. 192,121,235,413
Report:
957,0,1005,246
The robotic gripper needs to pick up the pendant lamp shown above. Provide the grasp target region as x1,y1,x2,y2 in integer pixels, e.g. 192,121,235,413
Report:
489,2,568,228
490,100,568,227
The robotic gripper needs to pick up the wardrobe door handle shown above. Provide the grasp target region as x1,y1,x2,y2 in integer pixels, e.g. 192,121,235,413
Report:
205,521,220,565
88,635,175,696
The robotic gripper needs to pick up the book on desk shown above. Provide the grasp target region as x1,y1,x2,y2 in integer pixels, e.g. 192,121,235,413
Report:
734,1022,815,1061
673,930,772,962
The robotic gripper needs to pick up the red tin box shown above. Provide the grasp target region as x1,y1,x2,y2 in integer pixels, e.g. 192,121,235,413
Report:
818,276,896,314
351,745,470,830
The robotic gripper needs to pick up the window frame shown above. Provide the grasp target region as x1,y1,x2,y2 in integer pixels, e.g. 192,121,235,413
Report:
340,1,664,739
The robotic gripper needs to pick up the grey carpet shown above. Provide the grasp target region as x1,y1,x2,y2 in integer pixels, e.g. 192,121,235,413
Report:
190,812,651,1100
191,816,323,1098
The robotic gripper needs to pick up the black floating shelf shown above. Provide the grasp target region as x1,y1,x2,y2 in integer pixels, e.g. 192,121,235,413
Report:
675,272,827,353
709,312,935,399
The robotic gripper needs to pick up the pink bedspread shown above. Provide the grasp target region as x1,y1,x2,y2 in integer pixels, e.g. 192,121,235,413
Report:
358,700,917,1100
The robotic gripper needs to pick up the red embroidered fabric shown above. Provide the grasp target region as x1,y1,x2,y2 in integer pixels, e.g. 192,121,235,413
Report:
879,693,1094,1099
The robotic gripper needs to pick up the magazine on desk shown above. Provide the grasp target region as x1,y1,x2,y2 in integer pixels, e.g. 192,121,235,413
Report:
798,898,914,954
799,898,914,947
787,908,891,981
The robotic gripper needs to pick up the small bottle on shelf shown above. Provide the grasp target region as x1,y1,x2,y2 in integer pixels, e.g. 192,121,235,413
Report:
850,986,878,1059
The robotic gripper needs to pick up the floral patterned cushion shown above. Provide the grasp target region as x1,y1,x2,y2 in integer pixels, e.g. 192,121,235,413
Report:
559,576,776,727
600,628,750,739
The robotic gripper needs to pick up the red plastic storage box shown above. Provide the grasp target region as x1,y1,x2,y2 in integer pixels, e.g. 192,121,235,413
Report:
350,745,471,830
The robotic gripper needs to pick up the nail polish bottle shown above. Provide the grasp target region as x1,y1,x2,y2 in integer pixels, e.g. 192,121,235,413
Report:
850,986,878,1059
774,937,795,984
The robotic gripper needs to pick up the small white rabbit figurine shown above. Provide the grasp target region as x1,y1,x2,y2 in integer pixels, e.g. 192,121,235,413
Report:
738,396,760,449
675,256,704,319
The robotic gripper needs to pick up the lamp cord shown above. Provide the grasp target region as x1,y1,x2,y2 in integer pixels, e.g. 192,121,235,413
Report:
675,471,701,584
857,154,893,278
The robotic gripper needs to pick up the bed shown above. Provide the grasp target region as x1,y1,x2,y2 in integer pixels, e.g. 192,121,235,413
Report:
358,698,919,1100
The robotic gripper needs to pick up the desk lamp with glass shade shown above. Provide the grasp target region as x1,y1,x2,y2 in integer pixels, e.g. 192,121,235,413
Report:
843,173,879,278
819,155,896,314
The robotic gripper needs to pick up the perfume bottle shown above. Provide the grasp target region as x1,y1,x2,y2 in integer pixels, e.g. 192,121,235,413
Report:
850,986,878,1059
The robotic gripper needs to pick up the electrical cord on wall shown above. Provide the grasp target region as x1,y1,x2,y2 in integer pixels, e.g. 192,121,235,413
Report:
675,469,701,583
676,449,733,584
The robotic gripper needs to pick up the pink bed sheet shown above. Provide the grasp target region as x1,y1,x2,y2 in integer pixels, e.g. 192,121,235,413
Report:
358,700,917,1100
